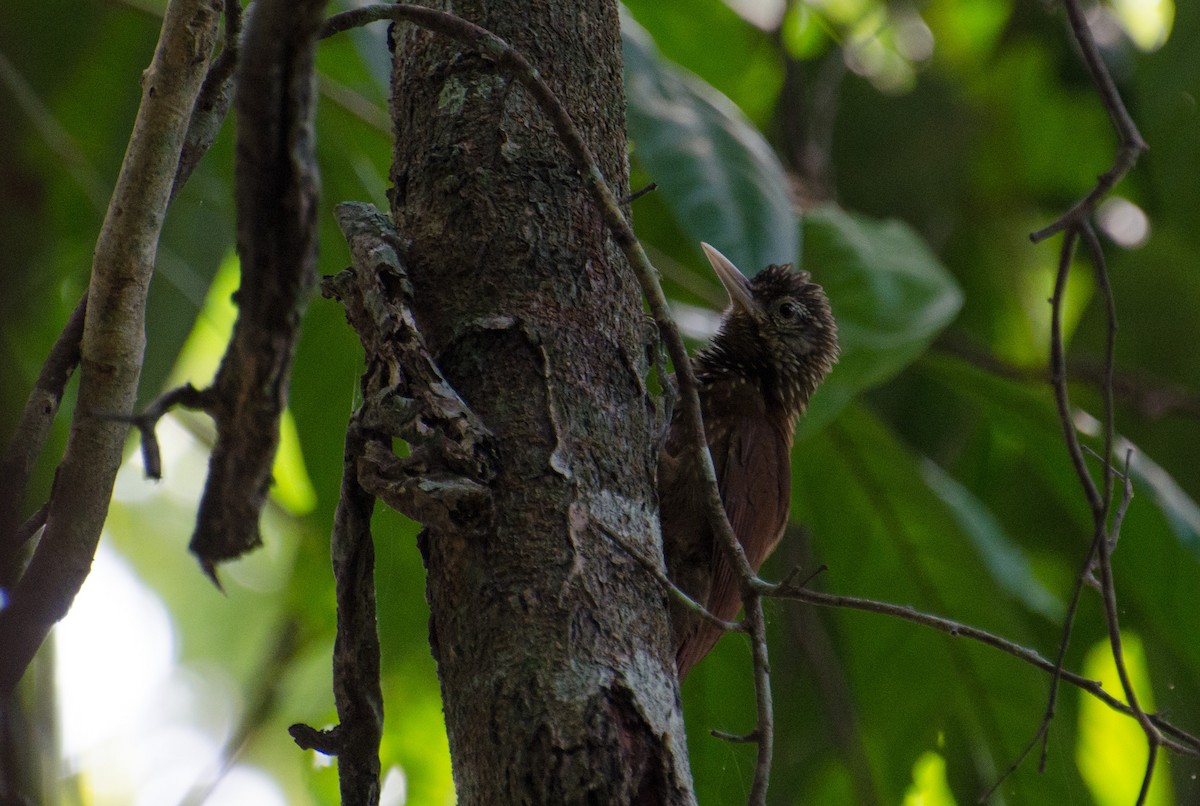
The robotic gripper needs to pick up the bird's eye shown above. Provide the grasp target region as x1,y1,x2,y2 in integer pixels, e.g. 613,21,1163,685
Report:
777,301,800,320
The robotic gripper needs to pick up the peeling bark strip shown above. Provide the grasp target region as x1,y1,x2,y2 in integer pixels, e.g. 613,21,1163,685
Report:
289,422,383,806
389,2,695,802
298,201,502,802
189,0,330,578
0,0,223,699
322,202,495,528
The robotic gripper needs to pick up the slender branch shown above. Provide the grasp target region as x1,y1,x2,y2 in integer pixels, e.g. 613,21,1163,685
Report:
1050,231,1101,510
323,6,776,799
0,0,223,699
125,384,214,481
1029,0,1147,244
2,0,245,607
1083,223,1117,520
1107,449,1135,564
605,524,742,635
768,583,1199,757
978,721,1043,803
1077,224,1162,803
744,594,774,804
622,181,658,204
1,293,87,581
174,0,242,194
1009,0,1160,796
711,728,758,744
1008,229,1100,778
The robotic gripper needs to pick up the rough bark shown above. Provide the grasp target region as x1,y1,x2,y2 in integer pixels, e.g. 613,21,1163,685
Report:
389,3,694,803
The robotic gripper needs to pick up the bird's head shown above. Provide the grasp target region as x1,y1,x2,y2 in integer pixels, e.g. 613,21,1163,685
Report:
697,242,839,417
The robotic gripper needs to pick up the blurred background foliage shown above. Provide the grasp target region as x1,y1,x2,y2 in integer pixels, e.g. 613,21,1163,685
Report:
1,0,1198,803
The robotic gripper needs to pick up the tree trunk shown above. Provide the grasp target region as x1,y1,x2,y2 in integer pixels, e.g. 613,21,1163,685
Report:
389,3,695,803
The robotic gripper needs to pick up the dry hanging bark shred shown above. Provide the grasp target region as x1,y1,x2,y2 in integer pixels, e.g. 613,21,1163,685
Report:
188,0,331,581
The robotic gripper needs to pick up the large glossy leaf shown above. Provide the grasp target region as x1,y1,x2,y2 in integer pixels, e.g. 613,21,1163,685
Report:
920,459,1063,621
800,205,964,432
621,0,783,125
778,404,1086,804
1125,439,1200,561
622,12,799,272
920,355,1200,730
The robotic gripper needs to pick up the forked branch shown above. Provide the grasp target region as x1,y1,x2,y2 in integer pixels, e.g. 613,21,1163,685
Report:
996,0,1159,800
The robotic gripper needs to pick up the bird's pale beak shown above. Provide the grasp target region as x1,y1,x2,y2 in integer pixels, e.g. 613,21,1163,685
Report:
700,242,756,315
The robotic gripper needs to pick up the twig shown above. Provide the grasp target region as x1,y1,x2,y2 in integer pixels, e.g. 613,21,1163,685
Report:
711,728,758,744
1107,449,1135,560
1082,223,1117,516
125,384,213,481
1007,229,1099,780
174,0,243,194
1029,0,1147,244
744,593,774,804
3,0,240,577
0,293,87,578
1077,223,1162,802
1050,231,1100,511
621,181,658,204
1005,1,1160,796
605,524,742,635
0,0,249,695
767,583,1199,757
322,6,777,800
979,535,1093,797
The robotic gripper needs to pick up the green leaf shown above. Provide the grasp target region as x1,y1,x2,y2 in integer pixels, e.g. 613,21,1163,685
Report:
921,459,1063,620
621,0,783,125
800,205,964,432
920,353,1200,684
923,353,1200,564
783,404,1088,804
1125,441,1200,562
622,12,799,272
787,405,1089,801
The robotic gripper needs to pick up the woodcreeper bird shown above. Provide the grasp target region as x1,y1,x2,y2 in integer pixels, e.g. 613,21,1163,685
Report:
660,242,839,679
